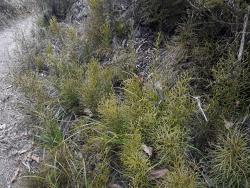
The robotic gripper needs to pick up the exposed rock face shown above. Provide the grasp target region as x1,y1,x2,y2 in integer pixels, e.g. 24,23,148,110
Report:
0,1,17,28
67,0,89,24
0,0,33,28
43,0,89,25
44,0,75,21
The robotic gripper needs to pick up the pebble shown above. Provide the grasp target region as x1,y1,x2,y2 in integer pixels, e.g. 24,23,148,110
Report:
0,124,6,130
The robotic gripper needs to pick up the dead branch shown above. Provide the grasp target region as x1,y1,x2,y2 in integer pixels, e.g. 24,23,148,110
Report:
193,96,208,122
238,6,250,62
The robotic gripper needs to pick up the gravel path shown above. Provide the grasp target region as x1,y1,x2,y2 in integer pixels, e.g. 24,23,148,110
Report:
0,16,34,188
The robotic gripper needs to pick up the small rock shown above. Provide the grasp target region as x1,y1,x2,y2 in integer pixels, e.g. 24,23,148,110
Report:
149,168,168,180
6,85,12,89
30,154,40,163
0,124,6,130
142,144,153,157
108,184,122,188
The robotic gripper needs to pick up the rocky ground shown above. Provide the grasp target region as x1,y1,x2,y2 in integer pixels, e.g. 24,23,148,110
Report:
0,16,37,188
0,0,32,29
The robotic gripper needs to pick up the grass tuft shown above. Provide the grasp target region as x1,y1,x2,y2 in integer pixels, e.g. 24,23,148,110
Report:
210,127,250,187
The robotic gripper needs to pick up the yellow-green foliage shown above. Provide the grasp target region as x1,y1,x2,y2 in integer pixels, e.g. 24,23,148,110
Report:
90,158,110,187
162,161,199,188
100,19,111,49
209,52,250,125
78,59,113,112
27,101,63,148
86,141,110,187
99,77,157,135
81,124,112,187
98,94,126,134
87,0,112,54
112,44,136,74
152,76,194,164
34,55,45,72
210,127,250,187
114,20,129,38
124,78,143,102
16,16,198,186
64,27,79,64
58,77,82,113
46,19,83,67
17,1,250,187
154,122,187,165
120,132,150,187
54,59,114,114
41,28,113,113
98,75,195,186
28,143,86,188
162,75,193,120
15,71,49,105
49,17,59,35
210,54,240,118
122,78,157,132
37,114,62,148
88,0,103,14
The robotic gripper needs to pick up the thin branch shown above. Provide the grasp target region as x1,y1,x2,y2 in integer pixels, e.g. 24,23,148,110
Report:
193,96,208,122
238,6,250,62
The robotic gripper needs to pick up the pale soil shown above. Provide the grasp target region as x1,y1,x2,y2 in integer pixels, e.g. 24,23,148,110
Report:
0,16,35,188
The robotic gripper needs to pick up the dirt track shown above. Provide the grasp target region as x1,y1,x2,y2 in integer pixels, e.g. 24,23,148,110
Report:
0,16,34,188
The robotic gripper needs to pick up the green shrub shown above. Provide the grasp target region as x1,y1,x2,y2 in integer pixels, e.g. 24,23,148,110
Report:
27,143,86,188
34,55,46,72
98,94,126,134
86,0,112,56
51,58,113,114
162,160,200,188
98,74,195,185
152,76,194,164
78,59,113,112
210,127,250,187
154,122,188,165
100,19,111,49
120,131,150,187
208,52,250,125
16,0,250,187
114,20,130,38
37,115,63,148
49,17,59,35
15,71,49,105
81,124,112,187
120,78,157,133
58,77,82,113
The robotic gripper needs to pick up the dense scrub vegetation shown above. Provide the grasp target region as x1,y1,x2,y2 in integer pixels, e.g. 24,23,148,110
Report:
16,0,250,187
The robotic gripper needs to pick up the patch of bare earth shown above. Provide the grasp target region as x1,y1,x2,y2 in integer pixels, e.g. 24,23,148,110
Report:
0,16,38,188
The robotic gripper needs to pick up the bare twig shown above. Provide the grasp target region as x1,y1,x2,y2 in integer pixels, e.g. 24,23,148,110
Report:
193,96,208,122
238,6,250,62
